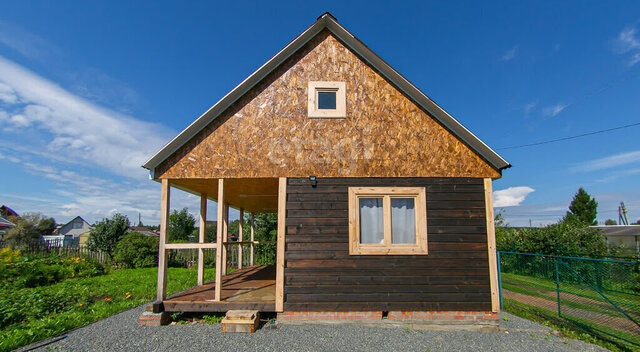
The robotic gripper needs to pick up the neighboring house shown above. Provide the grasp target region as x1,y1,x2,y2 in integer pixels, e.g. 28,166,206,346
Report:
128,226,160,237
591,225,640,256
141,13,510,324
43,216,92,247
0,205,18,238
0,215,15,237
0,205,19,218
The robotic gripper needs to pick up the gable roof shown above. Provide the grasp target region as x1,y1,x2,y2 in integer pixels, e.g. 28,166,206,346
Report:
142,12,510,175
62,216,90,228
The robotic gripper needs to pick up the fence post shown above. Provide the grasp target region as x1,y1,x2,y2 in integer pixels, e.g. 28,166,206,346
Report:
497,251,503,310
554,257,561,316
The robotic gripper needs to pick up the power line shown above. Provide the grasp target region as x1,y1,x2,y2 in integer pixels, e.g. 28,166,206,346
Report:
497,121,640,150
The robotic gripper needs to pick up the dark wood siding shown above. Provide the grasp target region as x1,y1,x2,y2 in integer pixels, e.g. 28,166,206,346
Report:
284,177,491,312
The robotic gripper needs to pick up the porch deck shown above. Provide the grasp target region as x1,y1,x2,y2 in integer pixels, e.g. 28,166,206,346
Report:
163,265,276,312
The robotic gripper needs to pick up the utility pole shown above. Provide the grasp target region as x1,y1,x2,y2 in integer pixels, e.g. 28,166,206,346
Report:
618,202,629,225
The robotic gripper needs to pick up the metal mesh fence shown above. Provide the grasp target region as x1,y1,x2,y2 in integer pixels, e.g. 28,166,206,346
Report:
498,251,640,349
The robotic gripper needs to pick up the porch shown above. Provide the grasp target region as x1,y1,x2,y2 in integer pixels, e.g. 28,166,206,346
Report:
154,177,286,313
163,265,276,312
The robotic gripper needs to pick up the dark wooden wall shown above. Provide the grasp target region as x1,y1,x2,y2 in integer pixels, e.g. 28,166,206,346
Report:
284,177,491,312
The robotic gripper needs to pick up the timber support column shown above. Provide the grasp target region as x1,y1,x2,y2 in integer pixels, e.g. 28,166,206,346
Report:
214,179,224,301
238,208,244,269
250,212,255,266
156,178,170,301
197,193,207,286
222,203,229,276
484,178,500,313
276,177,286,312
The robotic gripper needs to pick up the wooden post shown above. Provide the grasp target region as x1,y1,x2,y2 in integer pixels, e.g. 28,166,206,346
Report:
238,208,244,270
156,178,170,301
197,193,207,286
484,178,500,313
276,177,286,312
222,203,229,276
250,212,255,266
214,179,224,301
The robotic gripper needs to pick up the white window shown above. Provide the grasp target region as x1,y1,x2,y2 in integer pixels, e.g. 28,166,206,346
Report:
307,81,346,118
348,187,428,255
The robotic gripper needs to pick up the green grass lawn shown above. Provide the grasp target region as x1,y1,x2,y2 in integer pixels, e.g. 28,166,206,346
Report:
502,272,640,307
0,267,214,352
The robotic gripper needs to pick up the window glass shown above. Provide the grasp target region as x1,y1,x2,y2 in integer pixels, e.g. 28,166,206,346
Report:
391,198,416,244
317,91,337,110
359,197,384,244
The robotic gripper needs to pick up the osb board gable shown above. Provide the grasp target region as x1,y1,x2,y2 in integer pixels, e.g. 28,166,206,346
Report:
155,30,501,179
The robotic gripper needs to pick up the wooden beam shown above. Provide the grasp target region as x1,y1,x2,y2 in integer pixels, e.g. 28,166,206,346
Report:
484,178,500,313
197,193,207,286
156,178,170,301
166,243,217,249
214,179,224,301
238,208,244,270
222,203,229,276
250,212,255,266
276,177,286,312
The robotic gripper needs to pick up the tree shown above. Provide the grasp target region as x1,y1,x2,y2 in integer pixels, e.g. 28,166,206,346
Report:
604,219,617,225
87,213,130,259
36,217,56,236
2,213,46,249
566,188,598,226
114,232,158,268
169,208,195,242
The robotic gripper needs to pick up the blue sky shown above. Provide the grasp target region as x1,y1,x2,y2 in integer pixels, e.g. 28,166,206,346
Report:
0,1,639,226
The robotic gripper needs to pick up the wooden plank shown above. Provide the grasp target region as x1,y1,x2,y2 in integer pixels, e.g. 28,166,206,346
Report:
285,251,488,260
238,208,244,270
250,212,255,266
198,193,207,286
286,292,491,303
285,276,490,286
214,179,224,301
283,301,491,312
276,177,286,312
484,178,500,313
165,243,218,249
164,301,276,313
156,179,170,301
285,284,490,294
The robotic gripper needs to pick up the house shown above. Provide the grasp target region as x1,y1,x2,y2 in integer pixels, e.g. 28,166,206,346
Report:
128,226,160,237
591,225,640,256
43,216,92,247
141,13,510,325
0,215,15,237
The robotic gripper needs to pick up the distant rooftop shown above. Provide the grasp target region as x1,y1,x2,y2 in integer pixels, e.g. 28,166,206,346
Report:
590,225,640,236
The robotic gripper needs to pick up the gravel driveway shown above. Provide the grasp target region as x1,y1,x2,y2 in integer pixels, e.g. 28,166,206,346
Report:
19,306,608,352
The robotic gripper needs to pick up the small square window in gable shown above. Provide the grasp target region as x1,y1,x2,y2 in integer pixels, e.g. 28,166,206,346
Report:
307,81,346,118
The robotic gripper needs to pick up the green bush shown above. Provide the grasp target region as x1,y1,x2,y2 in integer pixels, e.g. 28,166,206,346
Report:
0,255,104,290
113,232,158,268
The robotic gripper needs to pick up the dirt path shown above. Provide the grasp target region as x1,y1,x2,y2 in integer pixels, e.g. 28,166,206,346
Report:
503,289,640,336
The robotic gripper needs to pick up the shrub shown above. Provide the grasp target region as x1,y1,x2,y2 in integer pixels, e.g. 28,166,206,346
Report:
113,232,158,268
0,255,104,290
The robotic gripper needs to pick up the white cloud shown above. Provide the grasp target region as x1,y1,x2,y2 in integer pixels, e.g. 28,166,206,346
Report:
500,46,518,62
542,103,568,117
524,102,537,115
0,82,18,103
493,186,535,207
0,56,174,178
613,26,640,66
0,20,59,60
572,150,640,172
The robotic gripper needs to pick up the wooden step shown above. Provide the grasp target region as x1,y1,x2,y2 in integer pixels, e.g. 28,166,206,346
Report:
221,310,260,333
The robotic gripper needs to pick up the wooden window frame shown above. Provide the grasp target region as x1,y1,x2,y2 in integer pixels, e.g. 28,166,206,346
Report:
307,81,346,118
348,186,428,255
